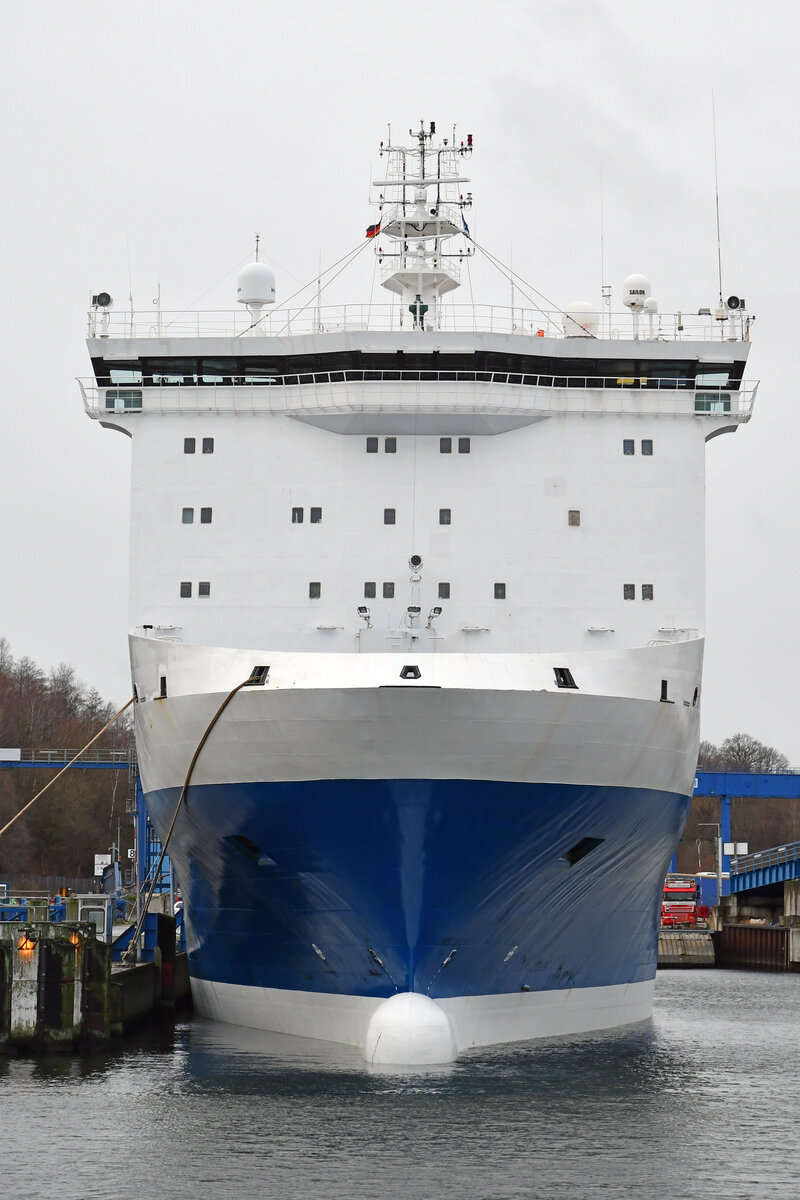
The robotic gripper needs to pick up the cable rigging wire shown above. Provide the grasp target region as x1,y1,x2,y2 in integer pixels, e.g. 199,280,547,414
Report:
0,697,136,841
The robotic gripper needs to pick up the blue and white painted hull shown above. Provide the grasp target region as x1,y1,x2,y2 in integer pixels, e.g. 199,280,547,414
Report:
132,634,701,1059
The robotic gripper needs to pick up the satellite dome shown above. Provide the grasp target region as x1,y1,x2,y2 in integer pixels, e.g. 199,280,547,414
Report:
562,301,599,338
642,296,659,314
622,274,652,311
237,262,276,306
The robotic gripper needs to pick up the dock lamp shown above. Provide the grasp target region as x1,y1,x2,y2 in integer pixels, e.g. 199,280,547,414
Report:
426,606,443,628
357,605,372,629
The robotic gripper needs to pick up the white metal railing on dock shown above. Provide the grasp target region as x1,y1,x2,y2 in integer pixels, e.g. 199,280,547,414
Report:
87,303,752,344
77,374,758,422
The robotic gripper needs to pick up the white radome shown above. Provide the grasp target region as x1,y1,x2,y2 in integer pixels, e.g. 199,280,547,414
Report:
622,273,652,311
237,261,276,306
562,301,600,337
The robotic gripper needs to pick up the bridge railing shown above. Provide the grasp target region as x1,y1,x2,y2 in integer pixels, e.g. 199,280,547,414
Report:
730,840,800,875
18,748,133,764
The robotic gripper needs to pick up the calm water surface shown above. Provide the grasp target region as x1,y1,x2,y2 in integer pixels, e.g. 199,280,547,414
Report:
3,970,799,1199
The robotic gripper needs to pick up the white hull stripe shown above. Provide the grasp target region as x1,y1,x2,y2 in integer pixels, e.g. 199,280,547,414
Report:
190,977,656,1054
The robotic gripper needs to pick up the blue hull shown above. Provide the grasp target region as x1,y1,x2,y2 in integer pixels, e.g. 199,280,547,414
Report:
145,778,690,1000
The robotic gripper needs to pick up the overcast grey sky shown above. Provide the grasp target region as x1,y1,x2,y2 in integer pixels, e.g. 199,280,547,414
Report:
1,1,798,758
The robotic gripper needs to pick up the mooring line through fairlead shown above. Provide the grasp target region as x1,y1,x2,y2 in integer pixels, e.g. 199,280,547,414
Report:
121,672,263,965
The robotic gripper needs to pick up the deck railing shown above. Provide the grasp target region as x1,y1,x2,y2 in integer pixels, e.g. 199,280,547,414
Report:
87,303,752,343
77,374,758,422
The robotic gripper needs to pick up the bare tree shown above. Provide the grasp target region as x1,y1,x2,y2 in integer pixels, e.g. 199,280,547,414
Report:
698,739,723,769
718,732,789,773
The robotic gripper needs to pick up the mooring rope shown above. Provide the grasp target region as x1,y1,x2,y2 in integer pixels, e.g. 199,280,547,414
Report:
121,672,262,964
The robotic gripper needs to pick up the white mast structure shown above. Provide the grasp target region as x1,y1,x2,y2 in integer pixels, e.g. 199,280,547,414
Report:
374,121,473,330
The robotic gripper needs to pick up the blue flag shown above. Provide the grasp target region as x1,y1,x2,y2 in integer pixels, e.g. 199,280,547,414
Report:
461,214,471,238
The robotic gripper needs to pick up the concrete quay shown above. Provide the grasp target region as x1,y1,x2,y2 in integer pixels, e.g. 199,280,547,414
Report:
0,915,190,1054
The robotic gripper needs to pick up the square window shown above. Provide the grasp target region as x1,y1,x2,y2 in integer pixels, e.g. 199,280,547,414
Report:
364,582,376,599
180,581,192,598
439,508,451,525
494,583,506,599
202,437,215,454
623,439,635,455
458,437,471,454
198,581,211,598
384,508,396,525
309,581,321,599
568,509,581,526
292,507,304,524
310,507,322,523
383,582,395,598
200,507,212,524
438,582,450,599
182,507,194,524
440,437,452,454
366,437,379,453
641,439,653,456
385,437,397,454
623,583,635,600
184,437,196,454
642,583,654,600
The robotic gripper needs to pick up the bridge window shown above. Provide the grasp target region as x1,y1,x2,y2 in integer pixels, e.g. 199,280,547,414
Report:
182,508,194,524
200,507,213,524
458,438,471,454
623,584,635,600
385,437,397,453
383,582,395,598
384,508,396,525
366,437,379,453
439,508,451,525
180,581,192,598
184,438,196,454
309,582,321,599
202,437,215,454
310,507,322,523
292,507,304,524
438,582,450,599
641,439,653,455
364,582,376,598
198,581,210,598
642,584,654,600
623,439,635,455
568,509,581,526
440,437,452,454
494,583,506,599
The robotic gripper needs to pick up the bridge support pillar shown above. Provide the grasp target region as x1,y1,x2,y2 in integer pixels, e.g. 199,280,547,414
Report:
784,879,800,927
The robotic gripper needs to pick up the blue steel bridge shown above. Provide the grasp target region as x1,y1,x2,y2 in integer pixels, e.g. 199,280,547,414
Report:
694,772,800,920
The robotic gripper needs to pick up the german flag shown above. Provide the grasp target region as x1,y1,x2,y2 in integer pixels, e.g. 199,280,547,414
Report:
365,221,381,239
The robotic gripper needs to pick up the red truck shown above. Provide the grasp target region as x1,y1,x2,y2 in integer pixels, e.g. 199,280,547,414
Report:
661,874,710,926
